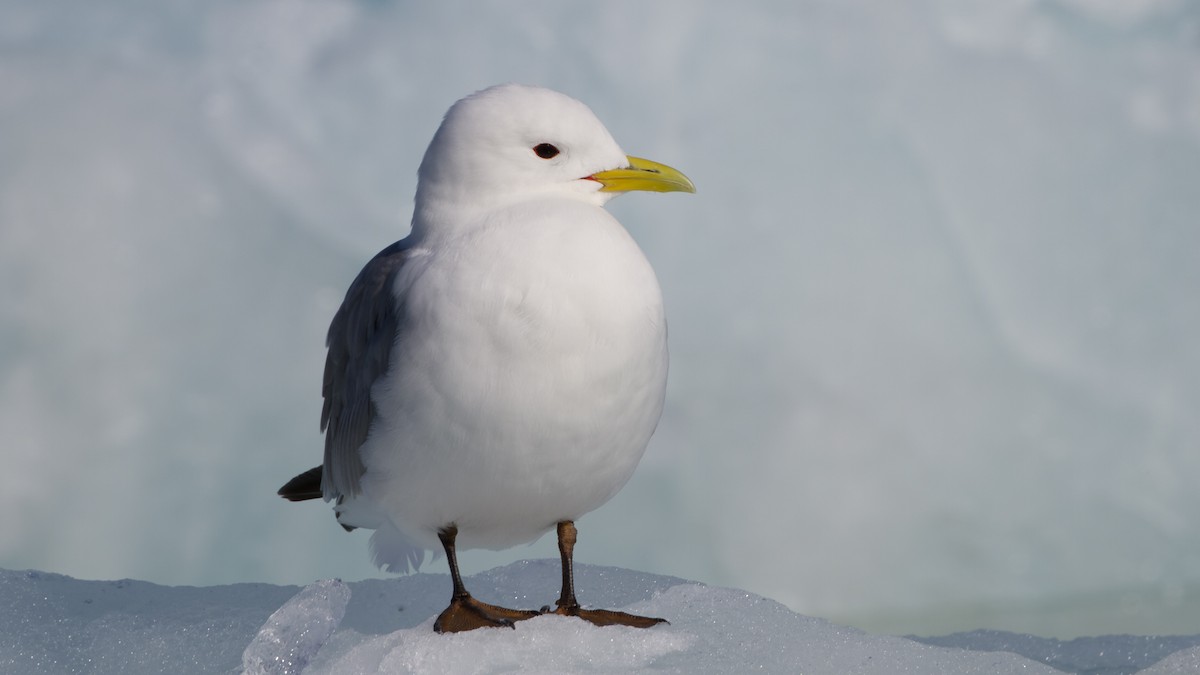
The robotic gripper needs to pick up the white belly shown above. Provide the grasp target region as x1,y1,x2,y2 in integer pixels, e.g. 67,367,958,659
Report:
358,200,667,552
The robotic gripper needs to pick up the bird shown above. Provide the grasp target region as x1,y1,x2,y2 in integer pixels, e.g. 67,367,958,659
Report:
278,83,694,633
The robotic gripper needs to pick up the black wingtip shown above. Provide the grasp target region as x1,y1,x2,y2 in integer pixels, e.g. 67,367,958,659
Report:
278,466,324,501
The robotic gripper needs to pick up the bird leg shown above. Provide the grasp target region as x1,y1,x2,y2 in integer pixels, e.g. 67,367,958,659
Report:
433,525,539,633
542,520,667,628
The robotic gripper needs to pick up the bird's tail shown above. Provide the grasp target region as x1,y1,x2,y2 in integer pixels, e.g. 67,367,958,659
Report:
278,466,324,501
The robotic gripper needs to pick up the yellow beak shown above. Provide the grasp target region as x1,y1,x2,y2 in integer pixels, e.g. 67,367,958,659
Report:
589,155,696,194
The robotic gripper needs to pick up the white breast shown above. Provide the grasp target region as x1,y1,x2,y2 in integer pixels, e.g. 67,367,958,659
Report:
358,198,668,552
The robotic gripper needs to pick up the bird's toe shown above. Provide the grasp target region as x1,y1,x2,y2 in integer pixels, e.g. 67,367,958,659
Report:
433,595,539,633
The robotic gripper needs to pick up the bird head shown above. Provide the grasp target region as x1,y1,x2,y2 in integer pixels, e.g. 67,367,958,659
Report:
413,84,694,234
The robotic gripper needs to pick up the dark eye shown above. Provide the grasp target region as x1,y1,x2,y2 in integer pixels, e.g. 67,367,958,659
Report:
533,143,560,159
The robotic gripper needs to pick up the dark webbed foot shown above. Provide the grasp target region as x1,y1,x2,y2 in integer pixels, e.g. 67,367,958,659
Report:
433,525,539,633
546,521,669,629
434,594,540,633
543,603,668,628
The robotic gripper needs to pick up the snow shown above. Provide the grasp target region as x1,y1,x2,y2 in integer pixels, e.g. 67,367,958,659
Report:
17,560,1199,675
1143,645,1200,675
915,631,1200,675
2,0,1200,640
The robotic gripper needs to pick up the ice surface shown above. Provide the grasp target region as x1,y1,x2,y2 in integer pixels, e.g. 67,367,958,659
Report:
2,0,1200,639
1142,645,1200,675
915,630,1200,675
305,582,1056,675
0,568,295,674
23,560,1197,675
242,579,350,675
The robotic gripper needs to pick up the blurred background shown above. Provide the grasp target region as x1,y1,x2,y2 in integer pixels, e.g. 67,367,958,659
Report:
2,0,1199,639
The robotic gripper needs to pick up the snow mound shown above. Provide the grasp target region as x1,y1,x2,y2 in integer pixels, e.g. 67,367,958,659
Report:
315,611,695,674
5,560,1198,674
271,561,1061,674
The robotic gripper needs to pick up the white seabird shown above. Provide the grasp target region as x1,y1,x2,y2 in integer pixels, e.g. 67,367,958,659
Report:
279,83,695,633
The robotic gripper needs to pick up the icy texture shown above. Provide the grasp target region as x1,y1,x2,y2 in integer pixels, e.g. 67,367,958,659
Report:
915,630,1200,675
307,583,1058,675
1142,645,1200,675
17,561,1185,674
2,0,1200,638
243,579,350,675
0,568,295,674
314,611,696,675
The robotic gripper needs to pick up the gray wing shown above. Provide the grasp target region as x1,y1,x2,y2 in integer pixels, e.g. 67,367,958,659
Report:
320,238,412,501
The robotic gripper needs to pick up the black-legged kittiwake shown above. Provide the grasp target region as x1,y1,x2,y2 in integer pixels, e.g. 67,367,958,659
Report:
279,83,695,633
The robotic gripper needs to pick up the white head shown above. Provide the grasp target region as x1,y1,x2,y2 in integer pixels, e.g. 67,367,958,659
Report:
415,85,624,212
411,84,694,238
